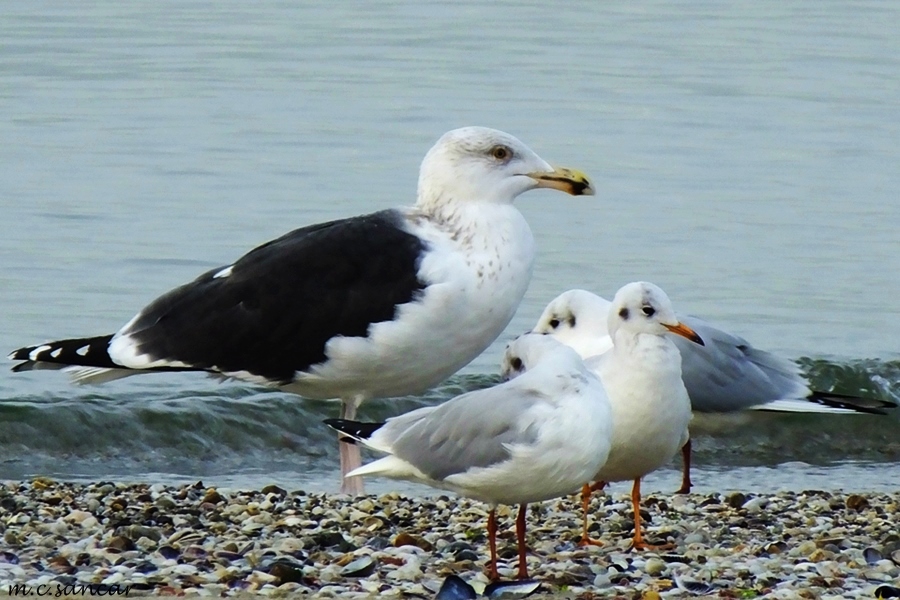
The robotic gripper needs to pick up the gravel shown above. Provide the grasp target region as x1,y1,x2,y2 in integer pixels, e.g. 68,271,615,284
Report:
0,479,897,598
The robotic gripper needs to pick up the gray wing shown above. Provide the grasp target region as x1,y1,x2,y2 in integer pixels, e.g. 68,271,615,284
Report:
387,382,547,481
674,315,808,413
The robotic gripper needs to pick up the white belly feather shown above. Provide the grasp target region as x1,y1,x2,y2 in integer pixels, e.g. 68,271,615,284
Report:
285,203,535,400
594,346,693,483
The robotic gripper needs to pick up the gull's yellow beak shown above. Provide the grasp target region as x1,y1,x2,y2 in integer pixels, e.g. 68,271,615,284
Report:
528,166,595,196
663,322,705,346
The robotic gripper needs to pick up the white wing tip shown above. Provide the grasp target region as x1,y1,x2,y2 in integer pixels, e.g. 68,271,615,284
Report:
29,345,52,361
63,366,136,385
213,265,234,279
347,455,426,480
750,399,855,415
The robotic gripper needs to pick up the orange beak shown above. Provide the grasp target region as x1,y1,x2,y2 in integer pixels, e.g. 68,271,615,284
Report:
663,322,705,346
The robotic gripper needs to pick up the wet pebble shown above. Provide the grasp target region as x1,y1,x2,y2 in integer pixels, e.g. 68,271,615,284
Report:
436,575,478,600
340,555,376,578
0,481,895,598
394,531,434,551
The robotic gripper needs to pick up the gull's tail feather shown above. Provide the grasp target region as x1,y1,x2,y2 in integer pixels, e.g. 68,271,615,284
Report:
324,418,425,480
751,392,894,415
10,335,118,371
753,399,857,414
346,455,427,479
8,335,145,385
806,390,894,415
324,418,385,444
10,335,200,384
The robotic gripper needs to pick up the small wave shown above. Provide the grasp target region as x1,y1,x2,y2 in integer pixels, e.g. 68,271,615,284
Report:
797,356,900,404
0,361,896,483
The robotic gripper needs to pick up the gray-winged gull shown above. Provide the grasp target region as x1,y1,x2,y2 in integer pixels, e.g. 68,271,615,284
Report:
503,282,704,549
525,288,894,493
326,334,613,580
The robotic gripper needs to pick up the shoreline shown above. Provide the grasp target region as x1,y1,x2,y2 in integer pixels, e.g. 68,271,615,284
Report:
1,480,897,598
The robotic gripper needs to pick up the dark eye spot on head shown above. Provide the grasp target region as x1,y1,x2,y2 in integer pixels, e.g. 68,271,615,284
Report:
618,308,629,320
568,315,576,327
490,145,511,161
548,318,560,329
511,357,523,371
642,305,655,317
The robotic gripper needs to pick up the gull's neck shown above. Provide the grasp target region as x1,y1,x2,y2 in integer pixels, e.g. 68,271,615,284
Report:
567,332,614,360
416,186,511,216
526,355,592,393
408,181,535,301
611,331,682,369
411,192,526,240
413,190,464,225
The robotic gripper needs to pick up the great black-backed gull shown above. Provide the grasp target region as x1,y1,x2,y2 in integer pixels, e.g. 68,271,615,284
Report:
325,335,613,580
511,288,895,494
9,126,595,494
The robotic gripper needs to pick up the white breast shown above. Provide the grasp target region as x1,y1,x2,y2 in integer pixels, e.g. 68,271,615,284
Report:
592,339,692,482
285,203,535,400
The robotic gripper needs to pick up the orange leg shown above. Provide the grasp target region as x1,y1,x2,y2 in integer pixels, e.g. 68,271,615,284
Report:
578,481,607,547
631,478,674,551
487,507,499,581
515,504,529,580
675,438,692,494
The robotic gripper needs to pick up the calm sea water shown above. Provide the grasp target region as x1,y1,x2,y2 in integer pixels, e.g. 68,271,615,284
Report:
1,1,898,493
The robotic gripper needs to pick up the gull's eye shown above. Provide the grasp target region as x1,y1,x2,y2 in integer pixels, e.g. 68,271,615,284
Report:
510,357,523,371
548,318,560,329
618,308,629,320
568,315,576,327
490,145,511,161
642,305,655,317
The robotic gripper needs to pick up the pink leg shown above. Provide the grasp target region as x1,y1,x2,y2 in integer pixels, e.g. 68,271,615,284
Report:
338,398,364,495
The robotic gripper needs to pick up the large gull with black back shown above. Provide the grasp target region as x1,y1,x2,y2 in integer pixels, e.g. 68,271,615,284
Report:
8,126,595,494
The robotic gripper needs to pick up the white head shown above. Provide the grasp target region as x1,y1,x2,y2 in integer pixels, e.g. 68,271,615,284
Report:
607,282,704,346
500,333,586,381
532,289,613,358
416,127,594,211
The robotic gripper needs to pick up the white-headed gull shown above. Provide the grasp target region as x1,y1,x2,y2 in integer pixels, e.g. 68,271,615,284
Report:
503,282,703,548
327,334,613,579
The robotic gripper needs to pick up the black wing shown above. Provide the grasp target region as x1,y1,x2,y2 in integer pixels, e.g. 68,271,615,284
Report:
61,209,428,383
123,209,429,382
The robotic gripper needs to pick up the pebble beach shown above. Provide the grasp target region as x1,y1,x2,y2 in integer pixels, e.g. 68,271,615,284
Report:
1,480,898,598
